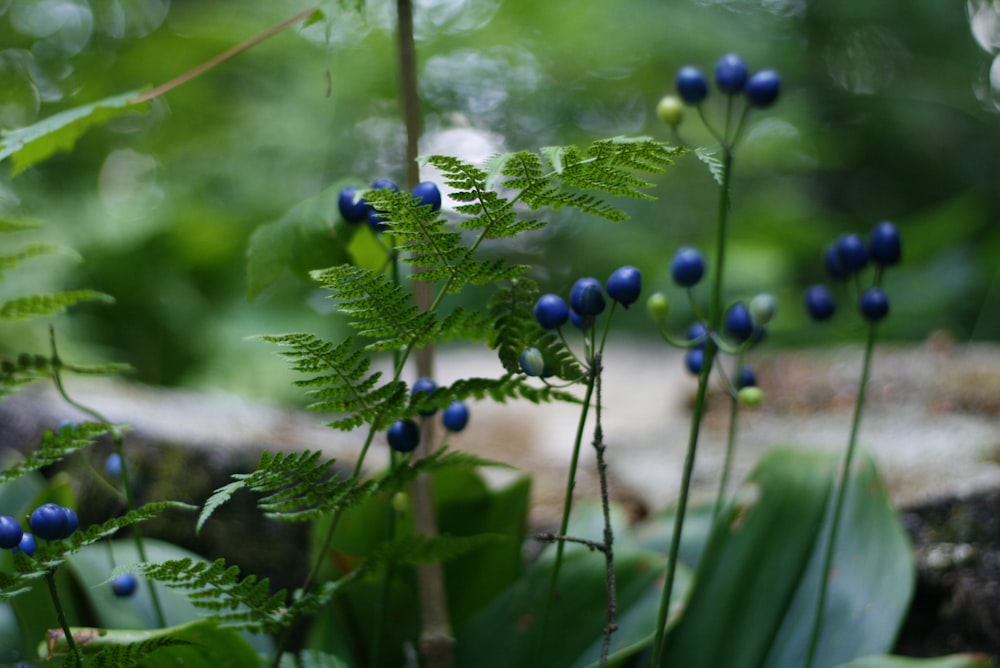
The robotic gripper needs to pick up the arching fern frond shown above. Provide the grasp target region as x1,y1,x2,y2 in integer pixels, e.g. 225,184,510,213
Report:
136,557,288,634
86,636,195,667
0,422,111,485
0,290,113,321
258,332,408,430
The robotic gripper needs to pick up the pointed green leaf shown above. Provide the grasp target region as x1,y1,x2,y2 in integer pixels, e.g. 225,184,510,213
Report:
836,655,995,668
0,91,149,176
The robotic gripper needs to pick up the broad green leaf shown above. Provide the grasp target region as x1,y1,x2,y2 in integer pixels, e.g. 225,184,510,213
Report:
0,91,149,176
454,545,673,668
836,655,995,668
246,181,359,300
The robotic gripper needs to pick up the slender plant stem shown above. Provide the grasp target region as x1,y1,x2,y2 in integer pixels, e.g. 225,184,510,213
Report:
650,145,734,667
711,389,741,524
804,322,878,668
537,368,597,666
47,328,168,629
45,569,83,668
591,353,618,667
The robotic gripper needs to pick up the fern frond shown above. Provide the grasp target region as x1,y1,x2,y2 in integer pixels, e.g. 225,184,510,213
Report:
0,290,113,320
0,243,59,279
0,422,110,485
488,278,540,373
87,637,194,667
695,146,725,186
137,557,288,634
259,332,407,430
446,374,581,405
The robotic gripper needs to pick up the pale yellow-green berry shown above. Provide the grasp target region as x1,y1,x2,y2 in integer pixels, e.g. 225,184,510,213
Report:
647,291,670,323
749,293,778,326
391,491,409,513
738,386,764,408
656,95,684,127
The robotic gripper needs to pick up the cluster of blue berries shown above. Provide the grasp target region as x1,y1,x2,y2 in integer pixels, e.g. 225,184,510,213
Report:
386,377,470,453
657,53,780,131
0,502,79,556
519,266,642,377
648,246,774,404
338,179,442,234
804,222,901,324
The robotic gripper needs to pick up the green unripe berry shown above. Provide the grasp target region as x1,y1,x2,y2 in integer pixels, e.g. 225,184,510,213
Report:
519,347,546,377
391,491,409,513
738,386,764,408
749,293,778,326
656,95,684,127
647,292,670,323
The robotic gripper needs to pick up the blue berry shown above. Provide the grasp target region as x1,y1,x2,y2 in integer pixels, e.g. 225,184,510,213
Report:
869,221,901,267
687,322,708,349
411,377,438,416
387,419,420,453
0,515,24,550
804,285,836,321
570,277,606,317
824,243,849,281
534,294,570,330
371,178,399,192
367,207,389,234
111,573,138,598
338,186,369,223
724,302,755,343
606,266,642,307
676,66,708,105
61,508,78,539
745,69,781,108
685,349,704,375
412,181,442,212
835,234,868,274
715,53,748,93
105,452,123,477
442,401,470,433
859,287,890,322
14,532,36,556
671,247,706,287
569,309,587,330
519,348,546,377
29,503,68,541
736,366,757,389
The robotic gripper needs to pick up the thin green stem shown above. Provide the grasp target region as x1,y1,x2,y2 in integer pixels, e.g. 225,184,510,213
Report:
537,366,597,667
651,145,734,667
804,322,879,668
45,568,83,668
712,389,740,524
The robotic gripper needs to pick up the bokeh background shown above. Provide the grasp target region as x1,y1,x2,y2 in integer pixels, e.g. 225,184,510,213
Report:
1,0,998,402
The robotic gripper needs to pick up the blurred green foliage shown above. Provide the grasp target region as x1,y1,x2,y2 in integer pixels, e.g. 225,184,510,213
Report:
0,0,997,399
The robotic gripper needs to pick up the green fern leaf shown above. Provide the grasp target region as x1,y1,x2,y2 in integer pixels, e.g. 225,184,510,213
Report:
86,636,195,667
695,146,725,186
0,243,60,280
488,278,541,373
0,290,113,320
259,332,408,430
0,422,111,485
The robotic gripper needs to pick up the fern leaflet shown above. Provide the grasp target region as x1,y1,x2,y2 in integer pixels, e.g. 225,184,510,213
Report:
0,290,113,321
0,422,110,485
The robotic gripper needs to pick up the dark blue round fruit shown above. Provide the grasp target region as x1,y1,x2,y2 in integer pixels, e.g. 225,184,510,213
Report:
387,419,420,453
606,266,642,307
676,66,708,105
804,285,836,321
671,247,705,288
371,178,399,192
338,186,369,223
745,69,781,108
14,532,36,556
736,366,757,389
687,322,708,349
534,294,570,330
869,221,901,267
105,452,123,477
859,287,890,322
715,53,748,93
30,503,68,541
61,508,79,539
442,401,470,433
570,277,606,317
835,234,868,274
111,573,138,598
0,515,23,550
519,348,546,377
569,309,587,330
685,348,704,375
412,181,442,212
724,302,755,343
824,243,849,281
411,377,439,416
367,207,389,234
